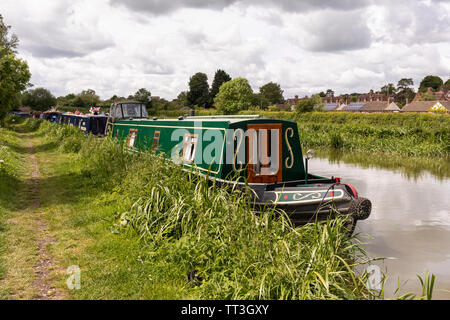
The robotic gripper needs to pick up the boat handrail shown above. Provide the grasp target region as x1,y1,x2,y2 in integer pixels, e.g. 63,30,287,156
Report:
184,115,261,119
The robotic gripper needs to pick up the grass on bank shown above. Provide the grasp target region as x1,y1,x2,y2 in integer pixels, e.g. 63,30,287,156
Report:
0,124,24,298
0,117,437,299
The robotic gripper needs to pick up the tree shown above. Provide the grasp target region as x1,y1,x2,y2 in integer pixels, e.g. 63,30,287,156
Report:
325,89,334,97
259,82,285,105
295,94,323,113
395,78,415,106
79,89,100,106
150,97,170,114
134,88,152,109
380,83,396,95
214,78,253,114
419,75,443,92
443,79,450,92
173,91,188,108
0,14,18,54
22,88,56,111
71,96,86,109
209,69,231,106
0,15,31,121
418,93,438,101
251,93,269,109
187,72,209,108
397,78,414,90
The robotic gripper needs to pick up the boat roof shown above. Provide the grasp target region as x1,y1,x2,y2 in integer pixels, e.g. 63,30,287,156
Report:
61,113,107,118
137,115,296,125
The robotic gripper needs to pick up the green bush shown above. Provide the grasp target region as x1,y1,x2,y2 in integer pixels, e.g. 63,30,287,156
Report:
330,133,344,149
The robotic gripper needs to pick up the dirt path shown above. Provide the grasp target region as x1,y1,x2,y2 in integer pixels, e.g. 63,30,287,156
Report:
26,137,64,300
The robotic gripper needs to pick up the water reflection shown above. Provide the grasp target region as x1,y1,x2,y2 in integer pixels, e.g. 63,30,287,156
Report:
314,149,450,181
309,155,450,299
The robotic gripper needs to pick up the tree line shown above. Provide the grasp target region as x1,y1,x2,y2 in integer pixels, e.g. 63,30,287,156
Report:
0,14,31,123
15,70,287,115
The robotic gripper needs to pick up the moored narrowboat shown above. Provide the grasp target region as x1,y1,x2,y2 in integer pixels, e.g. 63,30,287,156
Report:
42,110,62,123
13,111,31,118
107,106,371,232
58,112,108,135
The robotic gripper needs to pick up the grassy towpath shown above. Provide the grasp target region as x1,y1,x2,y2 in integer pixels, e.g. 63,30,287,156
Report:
0,123,193,299
0,126,65,299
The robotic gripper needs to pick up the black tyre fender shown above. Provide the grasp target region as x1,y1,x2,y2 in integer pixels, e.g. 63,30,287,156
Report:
348,197,372,221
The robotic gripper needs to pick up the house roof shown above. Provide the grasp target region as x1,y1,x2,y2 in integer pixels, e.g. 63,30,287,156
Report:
385,102,401,111
401,101,447,112
360,101,389,112
335,104,347,111
324,104,338,111
344,103,365,111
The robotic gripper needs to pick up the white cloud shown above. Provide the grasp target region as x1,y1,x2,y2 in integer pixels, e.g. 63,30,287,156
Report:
0,0,448,100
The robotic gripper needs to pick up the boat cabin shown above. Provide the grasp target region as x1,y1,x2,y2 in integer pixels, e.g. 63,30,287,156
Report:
109,101,149,120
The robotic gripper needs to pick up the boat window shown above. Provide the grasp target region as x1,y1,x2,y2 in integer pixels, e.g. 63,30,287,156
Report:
122,104,149,119
182,134,198,162
151,131,160,153
110,106,121,118
127,129,138,148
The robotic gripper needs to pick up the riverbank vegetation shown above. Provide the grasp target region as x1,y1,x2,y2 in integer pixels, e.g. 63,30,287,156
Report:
0,117,437,299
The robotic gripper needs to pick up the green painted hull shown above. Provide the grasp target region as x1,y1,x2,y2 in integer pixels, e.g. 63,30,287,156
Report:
109,117,308,183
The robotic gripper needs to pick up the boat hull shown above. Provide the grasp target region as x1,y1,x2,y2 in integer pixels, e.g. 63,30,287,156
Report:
249,183,371,229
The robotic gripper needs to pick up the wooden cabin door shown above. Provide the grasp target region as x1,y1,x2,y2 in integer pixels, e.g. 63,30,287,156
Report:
247,124,282,184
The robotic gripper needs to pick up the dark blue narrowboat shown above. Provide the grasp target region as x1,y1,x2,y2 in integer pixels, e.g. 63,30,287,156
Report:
13,112,31,118
58,113,82,127
42,111,62,123
78,115,108,135
58,113,108,135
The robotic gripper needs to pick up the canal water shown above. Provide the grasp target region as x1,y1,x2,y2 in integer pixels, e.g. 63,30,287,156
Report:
309,150,450,299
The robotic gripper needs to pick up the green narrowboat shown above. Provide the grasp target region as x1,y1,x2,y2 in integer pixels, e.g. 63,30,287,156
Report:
107,102,371,232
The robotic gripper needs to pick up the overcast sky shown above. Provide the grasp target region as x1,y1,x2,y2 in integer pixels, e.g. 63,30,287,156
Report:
1,0,449,100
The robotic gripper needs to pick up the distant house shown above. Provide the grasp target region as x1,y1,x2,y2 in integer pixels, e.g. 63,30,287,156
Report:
356,90,394,103
322,96,344,104
360,101,400,113
413,87,449,102
385,102,401,112
285,95,300,106
324,104,339,111
344,103,365,112
401,101,450,113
